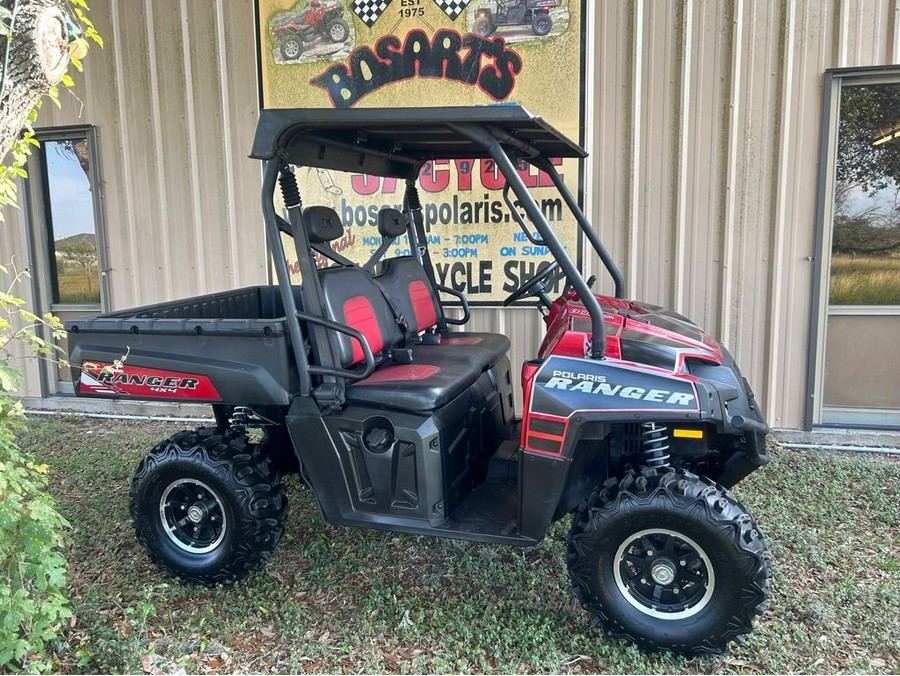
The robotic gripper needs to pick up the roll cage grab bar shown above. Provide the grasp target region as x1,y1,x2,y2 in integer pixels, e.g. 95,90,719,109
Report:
261,123,625,396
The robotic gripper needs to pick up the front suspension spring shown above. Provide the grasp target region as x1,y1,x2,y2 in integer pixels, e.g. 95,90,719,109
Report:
228,406,253,434
641,422,671,468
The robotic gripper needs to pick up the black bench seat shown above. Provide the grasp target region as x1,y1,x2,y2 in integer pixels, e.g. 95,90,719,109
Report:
346,359,484,410
373,255,510,368
308,206,511,413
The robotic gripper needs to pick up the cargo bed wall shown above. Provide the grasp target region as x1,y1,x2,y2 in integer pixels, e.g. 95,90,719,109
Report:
65,286,303,407
98,286,294,321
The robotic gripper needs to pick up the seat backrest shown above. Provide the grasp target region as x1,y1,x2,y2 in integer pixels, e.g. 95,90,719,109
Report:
318,266,403,368
374,256,442,335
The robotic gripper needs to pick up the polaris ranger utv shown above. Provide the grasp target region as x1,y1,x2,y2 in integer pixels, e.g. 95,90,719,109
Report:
65,106,771,656
472,0,561,37
271,0,350,61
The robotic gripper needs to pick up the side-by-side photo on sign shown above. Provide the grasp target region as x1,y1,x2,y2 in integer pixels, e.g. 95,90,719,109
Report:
256,0,586,303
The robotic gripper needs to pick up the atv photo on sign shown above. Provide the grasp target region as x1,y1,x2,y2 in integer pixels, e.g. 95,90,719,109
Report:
270,0,353,64
470,0,564,39
65,106,772,657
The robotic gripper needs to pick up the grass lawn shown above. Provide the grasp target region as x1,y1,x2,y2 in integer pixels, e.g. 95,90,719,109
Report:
829,255,900,305
18,416,900,674
56,272,101,305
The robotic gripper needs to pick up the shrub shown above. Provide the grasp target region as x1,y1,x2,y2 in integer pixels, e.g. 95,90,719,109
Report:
0,269,70,673
0,400,71,672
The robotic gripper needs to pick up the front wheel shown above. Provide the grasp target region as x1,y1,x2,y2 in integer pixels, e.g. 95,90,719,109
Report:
567,468,771,655
532,13,553,36
473,16,494,37
130,428,287,586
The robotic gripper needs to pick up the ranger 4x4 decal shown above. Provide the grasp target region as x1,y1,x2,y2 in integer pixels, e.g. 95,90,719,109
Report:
529,356,700,419
79,362,221,401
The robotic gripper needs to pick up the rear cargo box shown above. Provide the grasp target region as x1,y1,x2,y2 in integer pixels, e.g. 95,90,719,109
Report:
65,286,302,406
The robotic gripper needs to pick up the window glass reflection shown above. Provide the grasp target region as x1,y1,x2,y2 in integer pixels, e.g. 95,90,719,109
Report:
44,138,100,305
830,83,900,306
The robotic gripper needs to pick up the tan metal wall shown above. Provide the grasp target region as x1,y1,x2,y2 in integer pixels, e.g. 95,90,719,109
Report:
0,0,267,397
2,0,899,425
0,0,268,308
581,0,900,428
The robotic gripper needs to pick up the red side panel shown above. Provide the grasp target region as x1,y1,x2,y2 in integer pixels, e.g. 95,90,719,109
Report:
343,295,384,363
78,361,221,400
408,280,438,331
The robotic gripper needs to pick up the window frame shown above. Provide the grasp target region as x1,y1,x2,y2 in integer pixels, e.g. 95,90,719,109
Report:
807,66,900,430
32,125,109,313
22,125,108,397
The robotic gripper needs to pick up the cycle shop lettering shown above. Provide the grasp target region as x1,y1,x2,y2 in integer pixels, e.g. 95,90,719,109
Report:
311,29,523,108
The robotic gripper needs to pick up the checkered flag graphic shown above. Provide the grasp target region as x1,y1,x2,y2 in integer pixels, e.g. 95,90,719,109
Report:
432,0,471,21
352,0,392,27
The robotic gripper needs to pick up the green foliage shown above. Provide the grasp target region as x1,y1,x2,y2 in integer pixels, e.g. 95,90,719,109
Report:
0,408,71,673
0,0,104,221
0,1,103,668
832,214,900,255
0,262,67,362
837,84,900,195
0,108,40,224
0,264,70,673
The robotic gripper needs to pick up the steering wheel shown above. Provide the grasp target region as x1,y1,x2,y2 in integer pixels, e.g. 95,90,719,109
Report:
502,261,560,307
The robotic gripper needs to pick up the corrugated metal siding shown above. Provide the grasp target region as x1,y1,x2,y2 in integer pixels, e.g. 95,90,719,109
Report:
0,207,42,397
0,0,267,312
2,0,899,425
581,0,899,428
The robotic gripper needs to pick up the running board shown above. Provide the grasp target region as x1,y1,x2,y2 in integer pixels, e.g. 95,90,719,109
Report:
327,446,537,546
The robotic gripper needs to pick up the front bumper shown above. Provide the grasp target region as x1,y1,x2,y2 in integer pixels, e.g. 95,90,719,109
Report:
689,351,771,487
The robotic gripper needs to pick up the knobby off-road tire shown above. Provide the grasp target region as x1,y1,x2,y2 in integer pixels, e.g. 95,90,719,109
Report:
567,468,771,656
279,37,302,61
326,19,350,43
130,428,287,586
473,16,494,36
531,13,553,36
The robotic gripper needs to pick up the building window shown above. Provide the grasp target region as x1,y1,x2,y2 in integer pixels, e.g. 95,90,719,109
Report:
810,69,900,429
24,126,106,396
38,134,103,308
829,81,900,307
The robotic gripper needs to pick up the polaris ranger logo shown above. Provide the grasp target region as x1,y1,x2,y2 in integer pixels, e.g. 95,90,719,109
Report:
543,370,696,407
78,362,221,401
97,371,201,390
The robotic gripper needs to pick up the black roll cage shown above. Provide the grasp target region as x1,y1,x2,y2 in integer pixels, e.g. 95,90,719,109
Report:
255,107,625,398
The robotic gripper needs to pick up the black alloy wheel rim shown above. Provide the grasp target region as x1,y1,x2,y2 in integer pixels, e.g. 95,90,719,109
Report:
612,528,716,619
159,478,227,554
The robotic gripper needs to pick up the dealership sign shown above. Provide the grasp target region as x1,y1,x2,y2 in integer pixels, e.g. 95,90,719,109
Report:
256,0,585,303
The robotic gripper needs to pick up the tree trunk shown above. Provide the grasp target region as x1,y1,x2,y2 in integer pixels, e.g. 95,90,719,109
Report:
0,0,69,162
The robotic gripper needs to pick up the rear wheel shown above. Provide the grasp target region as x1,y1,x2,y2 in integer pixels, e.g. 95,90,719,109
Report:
279,37,302,60
532,13,552,35
130,428,287,586
326,19,349,43
567,468,771,655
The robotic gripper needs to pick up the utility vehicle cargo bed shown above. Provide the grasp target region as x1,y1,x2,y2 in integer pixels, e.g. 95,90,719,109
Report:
65,286,301,406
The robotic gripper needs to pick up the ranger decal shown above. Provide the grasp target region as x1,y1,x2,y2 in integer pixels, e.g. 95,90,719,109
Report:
78,362,221,401
544,370,695,406
528,356,700,419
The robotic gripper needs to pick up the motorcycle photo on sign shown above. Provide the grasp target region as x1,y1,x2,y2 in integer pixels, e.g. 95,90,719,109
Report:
269,0,355,64
468,0,568,43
